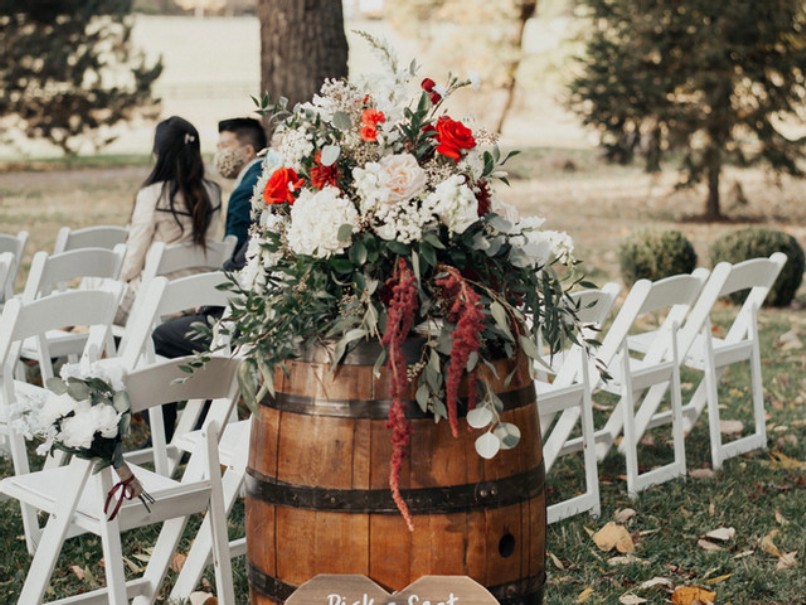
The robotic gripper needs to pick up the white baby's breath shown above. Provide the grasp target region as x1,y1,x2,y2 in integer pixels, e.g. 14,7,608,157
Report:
424,174,479,235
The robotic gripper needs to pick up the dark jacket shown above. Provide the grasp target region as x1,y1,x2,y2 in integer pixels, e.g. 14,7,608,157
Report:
225,159,263,252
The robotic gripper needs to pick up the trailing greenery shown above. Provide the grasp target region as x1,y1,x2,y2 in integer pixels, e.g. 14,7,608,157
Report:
709,227,805,307
619,229,698,286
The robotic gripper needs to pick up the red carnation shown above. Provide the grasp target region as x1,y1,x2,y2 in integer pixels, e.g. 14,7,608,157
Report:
263,167,304,206
435,116,476,162
309,150,341,191
360,108,386,142
421,77,441,104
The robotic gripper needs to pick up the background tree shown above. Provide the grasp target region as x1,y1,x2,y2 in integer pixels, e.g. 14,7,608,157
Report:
385,0,537,134
257,0,349,111
0,0,163,156
569,0,806,220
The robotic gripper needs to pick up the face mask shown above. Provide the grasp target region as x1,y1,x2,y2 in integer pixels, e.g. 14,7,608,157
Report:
214,147,246,179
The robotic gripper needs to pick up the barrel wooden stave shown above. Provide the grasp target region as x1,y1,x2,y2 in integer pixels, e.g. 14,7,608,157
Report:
246,354,545,604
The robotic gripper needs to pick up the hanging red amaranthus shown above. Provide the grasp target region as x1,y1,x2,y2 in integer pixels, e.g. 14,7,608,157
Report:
436,265,485,438
381,258,419,530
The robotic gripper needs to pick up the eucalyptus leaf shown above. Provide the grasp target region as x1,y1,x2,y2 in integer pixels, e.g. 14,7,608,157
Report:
332,111,351,131
466,406,493,429
518,334,540,360
66,382,90,402
415,383,429,413
112,392,130,414
490,301,513,340
475,432,501,459
493,422,522,449
45,377,67,395
488,215,514,234
337,223,354,242
320,144,341,166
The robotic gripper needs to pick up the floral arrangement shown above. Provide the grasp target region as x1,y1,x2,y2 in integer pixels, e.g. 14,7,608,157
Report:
215,34,585,529
9,359,153,519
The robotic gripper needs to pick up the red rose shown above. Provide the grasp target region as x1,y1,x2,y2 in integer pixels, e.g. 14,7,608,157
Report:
310,150,341,190
360,108,386,142
263,167,304,205
421,77,441,104
435,116,476,162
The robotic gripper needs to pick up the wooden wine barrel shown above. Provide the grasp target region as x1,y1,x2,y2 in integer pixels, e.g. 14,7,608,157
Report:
245,343,546,604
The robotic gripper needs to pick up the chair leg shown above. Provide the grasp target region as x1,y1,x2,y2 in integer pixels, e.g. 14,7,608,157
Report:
748,316,767,449
97,472,129,605
7,430,41,554
580,357,601,518
703,334,724,470
205,423,236,605
17,460,92,604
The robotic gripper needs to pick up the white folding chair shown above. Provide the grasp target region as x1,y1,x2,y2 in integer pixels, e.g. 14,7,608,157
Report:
17,245,127,369
140,235,237,285
53,224,128,254
0,355,240,605
0,230,28,302
538,283,621,524
0,252,14,307
119,272,235,477
625,253,787,470
562,270,709,497
0,285,124,554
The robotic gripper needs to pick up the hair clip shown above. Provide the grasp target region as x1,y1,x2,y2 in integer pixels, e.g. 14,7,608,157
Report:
184,133,196,144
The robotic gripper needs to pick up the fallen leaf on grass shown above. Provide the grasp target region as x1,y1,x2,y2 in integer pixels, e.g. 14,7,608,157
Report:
593,521,636,553
69,565,85,581
774,510,789,526
728,388,744,399
614,508,638,523
768,451,806,470
608,555,649,566
719,420,744,435
689,468,716,479
132,552,151,563
761,529,782,558
705,573,732,585
706,527,736,541
619,594,647,604
776,551,798,570
640,577,673,590
777,330,802,351
698,539,724,552
189,592,218,605
170,552,187,573
122,556,143,574
575,587,594,603
548,551,565,570
671,585,717,605
733,550,754,559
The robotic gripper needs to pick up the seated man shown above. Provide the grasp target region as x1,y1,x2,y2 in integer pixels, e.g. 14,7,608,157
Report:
214,117,267,254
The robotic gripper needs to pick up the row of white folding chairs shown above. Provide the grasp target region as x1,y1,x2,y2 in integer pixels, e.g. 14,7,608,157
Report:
541,252,787,524
0,275,242,603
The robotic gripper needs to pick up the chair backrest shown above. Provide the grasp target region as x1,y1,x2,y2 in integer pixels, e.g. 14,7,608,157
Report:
140,235,237,285
553,283,622,386
21,244,126,301
598,269,709,371
0,252,13,304
118,271,232,369
53,224,128,254
0,285,125,393
0,230,28,301
124,355,241,414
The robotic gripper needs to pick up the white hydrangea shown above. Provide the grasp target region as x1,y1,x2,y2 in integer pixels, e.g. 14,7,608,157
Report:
58,400,121,450
424,175,479,235
274,126,314,172
491,198,521,224
353,162,391,213
60,359,126,392
39,392,80,427
287,187,360,258
512,227,576,268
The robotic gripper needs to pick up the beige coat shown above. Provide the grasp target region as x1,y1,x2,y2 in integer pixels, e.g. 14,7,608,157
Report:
117,180,222,323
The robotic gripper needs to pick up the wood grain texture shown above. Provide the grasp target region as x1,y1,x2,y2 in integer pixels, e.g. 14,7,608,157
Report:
246,353,546,604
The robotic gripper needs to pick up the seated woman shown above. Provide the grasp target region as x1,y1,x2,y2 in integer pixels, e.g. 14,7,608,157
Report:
116,116,222,324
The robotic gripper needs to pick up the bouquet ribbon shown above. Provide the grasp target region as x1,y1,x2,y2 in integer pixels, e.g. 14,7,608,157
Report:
104,462,155,521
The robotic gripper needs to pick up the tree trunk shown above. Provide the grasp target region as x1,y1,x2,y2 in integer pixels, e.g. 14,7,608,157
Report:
257,0,349,112
495,0,537,134
705,151,722,220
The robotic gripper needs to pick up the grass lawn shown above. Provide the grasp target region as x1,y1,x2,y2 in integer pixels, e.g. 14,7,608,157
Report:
0,152,803,603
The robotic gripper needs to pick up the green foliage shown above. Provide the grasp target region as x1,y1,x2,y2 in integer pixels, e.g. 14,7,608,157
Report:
569,0,806,218
709,227,805,307
0,0,163,156
619,229,698,286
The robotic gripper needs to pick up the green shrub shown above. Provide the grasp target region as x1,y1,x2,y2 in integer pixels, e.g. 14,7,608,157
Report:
619,229,698,286
709,227,805,307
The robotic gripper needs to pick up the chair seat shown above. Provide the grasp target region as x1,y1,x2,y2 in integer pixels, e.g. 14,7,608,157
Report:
173,419,249,465
0,461,209,533
601,355,677,393
535,380,585,416
684,334,753,369
21,331,89,360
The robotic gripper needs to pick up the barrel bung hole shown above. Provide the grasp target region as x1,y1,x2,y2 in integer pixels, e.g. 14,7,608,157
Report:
498,532,516,558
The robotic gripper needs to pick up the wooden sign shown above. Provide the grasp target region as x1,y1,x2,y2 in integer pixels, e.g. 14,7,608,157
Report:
285,575,499,605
